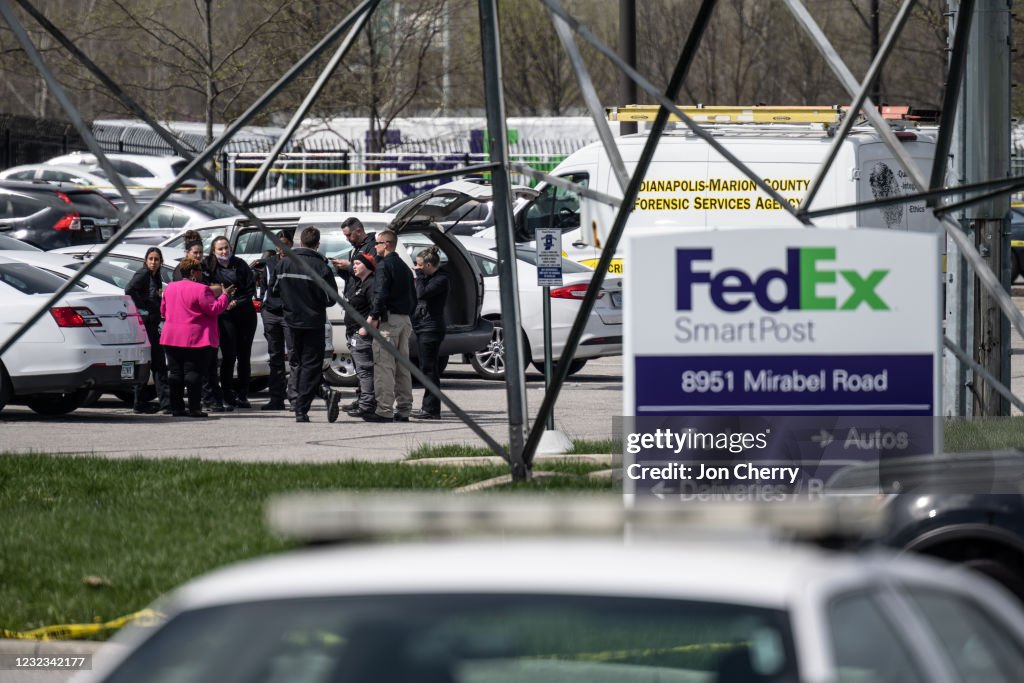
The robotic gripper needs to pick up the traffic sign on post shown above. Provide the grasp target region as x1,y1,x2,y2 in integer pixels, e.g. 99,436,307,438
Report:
536,228,564,287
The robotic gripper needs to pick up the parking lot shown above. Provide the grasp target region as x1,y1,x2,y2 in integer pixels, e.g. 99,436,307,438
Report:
0,356,623,461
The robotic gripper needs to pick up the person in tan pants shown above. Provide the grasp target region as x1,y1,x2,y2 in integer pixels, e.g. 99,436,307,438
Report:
363,230,416,422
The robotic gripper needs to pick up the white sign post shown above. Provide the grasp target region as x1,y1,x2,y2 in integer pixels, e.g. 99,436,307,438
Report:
623,227,942,499
535,228,570,451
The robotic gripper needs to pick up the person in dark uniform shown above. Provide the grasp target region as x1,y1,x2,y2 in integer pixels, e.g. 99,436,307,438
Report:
277,227,338,423
253,231,295,411
331,251,377,420
205,235,258,409
365,229,416,423
330,217,378,413
411,246,449,420
125,247,169,414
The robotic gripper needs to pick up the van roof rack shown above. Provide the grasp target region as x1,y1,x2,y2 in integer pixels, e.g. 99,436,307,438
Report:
608,104,939,125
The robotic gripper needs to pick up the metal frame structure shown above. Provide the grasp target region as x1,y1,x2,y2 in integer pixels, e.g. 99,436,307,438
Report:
0,0,1017,478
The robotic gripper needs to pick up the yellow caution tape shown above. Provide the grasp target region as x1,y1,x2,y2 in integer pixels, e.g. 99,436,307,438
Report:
0,609,164,641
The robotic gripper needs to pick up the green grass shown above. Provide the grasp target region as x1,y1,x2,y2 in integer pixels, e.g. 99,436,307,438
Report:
0,454,610,635
945,418,1024,452
407,438,617,460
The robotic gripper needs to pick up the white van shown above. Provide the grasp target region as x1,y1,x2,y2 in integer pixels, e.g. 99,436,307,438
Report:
511,114,940,273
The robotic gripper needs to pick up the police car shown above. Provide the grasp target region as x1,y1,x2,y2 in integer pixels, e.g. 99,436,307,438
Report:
75,497,1024,683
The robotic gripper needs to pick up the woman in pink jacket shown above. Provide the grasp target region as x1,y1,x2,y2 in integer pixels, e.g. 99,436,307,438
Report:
161,257,236,417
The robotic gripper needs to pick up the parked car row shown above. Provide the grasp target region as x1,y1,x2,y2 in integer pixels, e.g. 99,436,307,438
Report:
0,253,150,415
1,171,623,397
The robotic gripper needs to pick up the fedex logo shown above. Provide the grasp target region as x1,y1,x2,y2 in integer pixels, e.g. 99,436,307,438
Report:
676,247,889,312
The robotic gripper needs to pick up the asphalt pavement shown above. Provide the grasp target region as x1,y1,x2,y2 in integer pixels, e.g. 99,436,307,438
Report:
0,356,625,461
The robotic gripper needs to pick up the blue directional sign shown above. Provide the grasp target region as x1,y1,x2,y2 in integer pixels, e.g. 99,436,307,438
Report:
536,228,563,287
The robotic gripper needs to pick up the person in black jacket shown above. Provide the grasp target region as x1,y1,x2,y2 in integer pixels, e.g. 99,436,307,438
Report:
334,251,377,419
252,231,295,411
125,247,168,414
411,246,449,420
277,227,339,422
205,235,258,409
365,229,416,422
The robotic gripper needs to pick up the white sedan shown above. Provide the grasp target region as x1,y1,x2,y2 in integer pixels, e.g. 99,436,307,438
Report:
0,254,150,415
0,163,141,198
448,235,621,380
73,497,1024,683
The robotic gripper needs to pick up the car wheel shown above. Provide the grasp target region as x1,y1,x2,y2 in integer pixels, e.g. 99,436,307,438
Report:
963,558,1024,602
1013,254,1021,283
323,352,359,387
0,363,11,414
25,390,89,416
532,359,587,376
471,319,507,380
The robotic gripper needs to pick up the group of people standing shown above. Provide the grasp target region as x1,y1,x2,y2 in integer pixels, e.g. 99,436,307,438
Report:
327,217,450,423
124,216,449,424
124,233,256,417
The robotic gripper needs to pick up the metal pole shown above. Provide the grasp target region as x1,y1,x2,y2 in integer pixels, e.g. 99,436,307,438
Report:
479,0,530,480
618,0,637,136
524,0,720,465
966,0,1011,416
0,1,138,214
240,0,378,202
870,0,882,102
542,286,554,431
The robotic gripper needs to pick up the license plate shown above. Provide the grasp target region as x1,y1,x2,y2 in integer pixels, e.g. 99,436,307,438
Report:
101,227,113,240
610,291,622,308
120,361,135,380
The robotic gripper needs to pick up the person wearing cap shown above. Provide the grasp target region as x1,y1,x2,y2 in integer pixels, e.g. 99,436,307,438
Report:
329,251,378,420
276,227,338,423
330,217,378,414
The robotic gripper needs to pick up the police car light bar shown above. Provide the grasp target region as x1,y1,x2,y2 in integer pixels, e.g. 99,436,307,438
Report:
266,493,884,543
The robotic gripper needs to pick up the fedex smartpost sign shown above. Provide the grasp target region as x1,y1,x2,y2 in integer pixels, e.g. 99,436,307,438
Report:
623,228,941,418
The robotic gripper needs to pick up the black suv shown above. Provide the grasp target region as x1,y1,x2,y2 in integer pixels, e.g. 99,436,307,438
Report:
828,450,1024,601
0,180,119,250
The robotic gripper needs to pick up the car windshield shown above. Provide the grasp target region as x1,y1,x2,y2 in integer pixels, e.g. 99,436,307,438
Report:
191,200,241,218
0,263,83,294
101,594,796,683
0,235,42,251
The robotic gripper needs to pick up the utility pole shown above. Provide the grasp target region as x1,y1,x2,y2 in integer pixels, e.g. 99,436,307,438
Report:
619,0,637,135
869,0,882,102
965,0,1011,415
